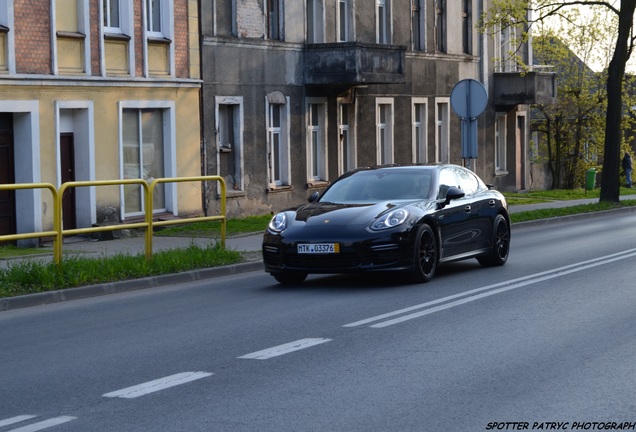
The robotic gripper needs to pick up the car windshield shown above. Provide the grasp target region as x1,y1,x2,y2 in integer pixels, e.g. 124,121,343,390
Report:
319,168,434,204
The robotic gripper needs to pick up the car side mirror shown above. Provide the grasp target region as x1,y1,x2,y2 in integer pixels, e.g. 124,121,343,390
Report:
444,186,465,205
308,191,320,203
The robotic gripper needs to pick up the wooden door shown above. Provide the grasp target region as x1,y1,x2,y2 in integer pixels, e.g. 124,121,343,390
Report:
60,133,77,230
0,126,16,241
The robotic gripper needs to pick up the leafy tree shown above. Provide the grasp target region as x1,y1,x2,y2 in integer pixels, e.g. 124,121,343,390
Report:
482,0,636,202
532,27,607,189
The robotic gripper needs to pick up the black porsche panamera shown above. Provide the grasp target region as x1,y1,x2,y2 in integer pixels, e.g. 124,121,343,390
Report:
262,164,511,284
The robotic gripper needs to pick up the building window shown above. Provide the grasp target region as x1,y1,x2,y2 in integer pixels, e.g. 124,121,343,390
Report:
266,95,290,187
0,1,15,74
377,0,391,44
376,98,394,164
122,108,166,216
146,0,162,34
412,99,427,163
462,0,472,54
103,0,121,32
306,99,328,182
338,101,356,175
216,97,244,192
412,0,425,51
495,23,520,72
307,0,324,43
267,0,282,40
435,0,446,53
435,99,449,163
337,0,350,42
495,114,507,172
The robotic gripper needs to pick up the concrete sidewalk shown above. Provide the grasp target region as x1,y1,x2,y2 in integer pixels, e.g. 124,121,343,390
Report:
2,195,636,311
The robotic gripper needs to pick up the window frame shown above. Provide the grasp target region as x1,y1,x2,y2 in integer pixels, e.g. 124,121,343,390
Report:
266,0,283,41
462,0,472,55
412,98,428,163
0,0,15,74
337,99,356,175
266,96,291,188
435,0,446,53
216,96,245,194
336,0,353,42
118,100,177,217
411,0,425,51
376,0,391,44
435,98,450,163
103,0,121,33
376,98,394,165
306,98,328,184
307,0,325,43
495,113,507,173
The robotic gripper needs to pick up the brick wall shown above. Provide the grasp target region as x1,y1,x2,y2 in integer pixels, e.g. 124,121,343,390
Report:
236,0,264,39
14,0,52,74
174,0,189,78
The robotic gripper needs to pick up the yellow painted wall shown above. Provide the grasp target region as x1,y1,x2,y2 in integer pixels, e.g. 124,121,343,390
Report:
0,34,6,72
57,38,84,74
0,84,202,230
56,0,78,32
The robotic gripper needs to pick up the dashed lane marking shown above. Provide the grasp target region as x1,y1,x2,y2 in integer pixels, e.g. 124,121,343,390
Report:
102,371,213,399
238,338,332,360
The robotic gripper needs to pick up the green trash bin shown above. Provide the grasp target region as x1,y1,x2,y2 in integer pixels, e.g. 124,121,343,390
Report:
586,168,596,190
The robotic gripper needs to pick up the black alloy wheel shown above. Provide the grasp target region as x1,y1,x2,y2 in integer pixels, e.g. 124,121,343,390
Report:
477,214,510,267
411,224,438,283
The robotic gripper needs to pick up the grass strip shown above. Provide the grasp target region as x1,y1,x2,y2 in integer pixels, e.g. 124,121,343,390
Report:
0,243,242,298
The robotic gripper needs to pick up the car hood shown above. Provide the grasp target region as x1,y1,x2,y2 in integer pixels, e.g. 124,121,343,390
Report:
289,200,434,229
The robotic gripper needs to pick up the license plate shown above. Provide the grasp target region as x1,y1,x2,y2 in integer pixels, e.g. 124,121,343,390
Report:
297,243,340,254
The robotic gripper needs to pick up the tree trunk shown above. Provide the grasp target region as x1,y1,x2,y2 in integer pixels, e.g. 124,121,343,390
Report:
600,2,636,203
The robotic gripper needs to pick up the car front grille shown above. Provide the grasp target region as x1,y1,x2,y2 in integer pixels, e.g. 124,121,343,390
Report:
286,253,361,269
264,242,404,270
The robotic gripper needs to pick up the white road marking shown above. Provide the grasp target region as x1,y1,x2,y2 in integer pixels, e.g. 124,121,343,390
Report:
238,338,332,360
102,371,213,399
344,249,636,328
0,416,37,427
7,416,76,432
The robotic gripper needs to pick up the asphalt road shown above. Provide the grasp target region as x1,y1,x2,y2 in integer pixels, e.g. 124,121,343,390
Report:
2,212,636,432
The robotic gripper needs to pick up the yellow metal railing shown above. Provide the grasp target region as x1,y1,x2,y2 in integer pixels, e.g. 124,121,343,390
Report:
0,176,226,265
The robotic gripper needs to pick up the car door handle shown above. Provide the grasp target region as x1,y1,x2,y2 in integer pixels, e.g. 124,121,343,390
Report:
464,205,472,213
489,199,496,207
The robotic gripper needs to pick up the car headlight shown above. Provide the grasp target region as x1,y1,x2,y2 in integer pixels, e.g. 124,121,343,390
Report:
370,209,409,231
268,212,288,232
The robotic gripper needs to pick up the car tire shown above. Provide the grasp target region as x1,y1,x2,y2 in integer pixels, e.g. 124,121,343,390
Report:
411,224,438,283
477,214,510,267
272,271,308,285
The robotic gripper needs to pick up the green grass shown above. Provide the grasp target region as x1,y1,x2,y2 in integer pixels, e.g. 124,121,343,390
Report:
510,199,636,223
504,186,636,205
156,214,272,237
0,243,242,298
0,245,48,259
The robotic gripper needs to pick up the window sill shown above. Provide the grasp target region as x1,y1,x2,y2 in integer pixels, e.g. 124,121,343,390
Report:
148,36,172,45
267,185,293,194
495,170,508,177
306,180,330,190
57,31,85,40
104,32,131,41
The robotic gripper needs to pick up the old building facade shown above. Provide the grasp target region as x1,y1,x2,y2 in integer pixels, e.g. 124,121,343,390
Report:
200,0,556,217
0,0,202,245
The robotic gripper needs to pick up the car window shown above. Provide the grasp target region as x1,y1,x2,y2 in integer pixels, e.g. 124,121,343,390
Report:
455,167,480,195
437,168,459,199
320,169,434,203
